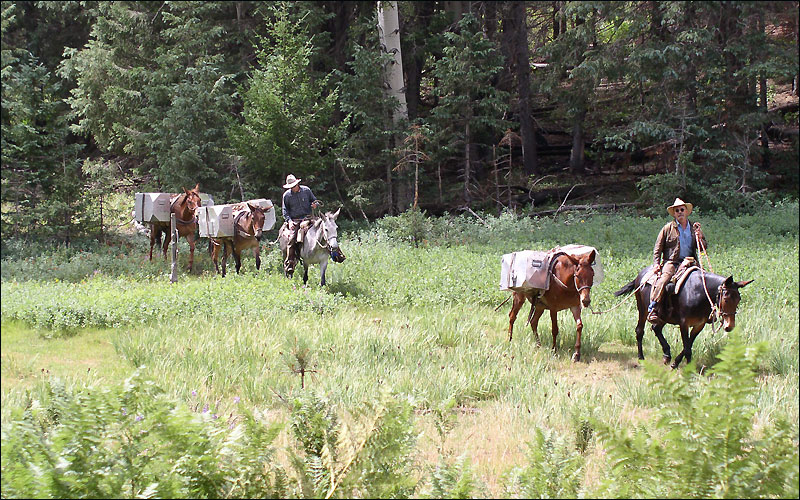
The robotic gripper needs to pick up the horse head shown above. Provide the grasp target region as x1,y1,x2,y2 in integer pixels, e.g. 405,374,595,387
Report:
567,249,596,308
320,208,342,257
180,184,202,217
247,202,265,240
717,276,754,332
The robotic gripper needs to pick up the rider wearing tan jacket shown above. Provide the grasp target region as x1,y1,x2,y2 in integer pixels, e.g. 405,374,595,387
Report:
648,198,707,322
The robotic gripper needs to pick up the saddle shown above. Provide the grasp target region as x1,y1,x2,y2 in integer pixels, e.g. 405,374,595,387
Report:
644,257,699,296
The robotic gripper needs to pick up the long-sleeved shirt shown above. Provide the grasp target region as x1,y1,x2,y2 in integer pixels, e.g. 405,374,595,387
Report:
282,186,317,222
653,219,707,266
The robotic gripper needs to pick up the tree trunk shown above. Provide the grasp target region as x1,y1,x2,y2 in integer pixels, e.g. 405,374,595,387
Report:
570,106,586,174
552,1,560,39
444,1,465,26
464,119,472,205
509,1,538,176
377,1,408,123
758,11,770,170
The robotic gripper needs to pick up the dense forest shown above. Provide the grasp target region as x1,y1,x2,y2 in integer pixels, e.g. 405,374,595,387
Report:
2,1,798,242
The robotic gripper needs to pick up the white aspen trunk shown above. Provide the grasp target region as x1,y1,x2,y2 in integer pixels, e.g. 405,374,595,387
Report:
377,1,408,123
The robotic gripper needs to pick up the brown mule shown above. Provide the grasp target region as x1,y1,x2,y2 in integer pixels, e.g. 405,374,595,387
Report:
508,250,597,362
210,203,266,277
148,184,202,272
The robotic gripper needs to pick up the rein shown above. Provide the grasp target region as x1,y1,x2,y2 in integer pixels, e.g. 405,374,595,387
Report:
696,234,723,332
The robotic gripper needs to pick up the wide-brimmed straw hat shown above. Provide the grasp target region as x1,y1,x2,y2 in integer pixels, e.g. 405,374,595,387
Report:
283,174,301,189
667,197,693,217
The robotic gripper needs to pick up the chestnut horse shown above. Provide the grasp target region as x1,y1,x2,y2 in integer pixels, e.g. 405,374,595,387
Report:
148,184,202,272
209,203,266,277
508,250,597,362
614,265,753,368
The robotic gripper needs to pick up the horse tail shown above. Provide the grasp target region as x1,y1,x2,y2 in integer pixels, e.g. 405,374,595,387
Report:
614,279,637,297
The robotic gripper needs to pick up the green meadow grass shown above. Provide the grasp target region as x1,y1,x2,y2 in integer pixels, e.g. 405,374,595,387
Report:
1,202,798,496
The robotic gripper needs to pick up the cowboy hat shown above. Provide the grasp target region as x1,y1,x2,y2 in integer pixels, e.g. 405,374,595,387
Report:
283,174,301,189
667,197,693,217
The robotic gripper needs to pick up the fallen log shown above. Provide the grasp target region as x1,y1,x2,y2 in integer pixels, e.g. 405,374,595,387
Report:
531,202,643,216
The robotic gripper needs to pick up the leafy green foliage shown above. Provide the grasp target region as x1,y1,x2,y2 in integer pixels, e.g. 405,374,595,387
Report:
422,454,480,499
59,1,239,192
288,390,418,499
503,428,586,498
229,1,337,198
1,2,84,240
595,333,800,498
0,371,286,498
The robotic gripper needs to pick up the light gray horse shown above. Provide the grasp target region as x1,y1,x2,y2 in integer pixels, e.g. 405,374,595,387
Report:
278,208,344,286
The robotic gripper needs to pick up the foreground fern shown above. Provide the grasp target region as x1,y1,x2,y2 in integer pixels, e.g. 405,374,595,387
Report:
288,390,418,499
0,371,286,498
595,333,799,498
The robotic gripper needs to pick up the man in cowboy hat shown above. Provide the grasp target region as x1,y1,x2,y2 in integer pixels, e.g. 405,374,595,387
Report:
648,198,707,323
281,174,320,273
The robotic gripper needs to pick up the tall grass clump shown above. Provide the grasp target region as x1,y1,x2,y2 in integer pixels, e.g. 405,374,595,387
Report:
594,333,800,498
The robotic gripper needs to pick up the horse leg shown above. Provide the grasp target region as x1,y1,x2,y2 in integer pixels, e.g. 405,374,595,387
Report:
187,233,195,273
508,292,525,341
652,324,672,365
570,306,583,362
221,241,230,277
670,323,691,369
210,239,220,274
302,262,309,285
550,309,559,352
161,229,170,260
319,259,328,286
254,247,261,271
684,324,705,364
635,289,647,360
233,244,242,274
149,227,157,261
529,304,545,347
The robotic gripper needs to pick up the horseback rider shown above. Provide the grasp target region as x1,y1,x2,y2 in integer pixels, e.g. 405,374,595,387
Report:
281,174,320,273
648,198,707,323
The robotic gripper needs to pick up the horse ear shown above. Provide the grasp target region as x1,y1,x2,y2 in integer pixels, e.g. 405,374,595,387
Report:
566,254,580,265
194,183,200,192
735,279,754,288
332,207,340,220
724,276,734,287
183,186,190,195
588,249,597,264
247,202,258,212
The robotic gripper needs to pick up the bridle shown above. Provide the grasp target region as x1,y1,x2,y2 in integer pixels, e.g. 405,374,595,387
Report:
172,193,199,225
314,216,338,252
235,211,263,239
551,258,593,292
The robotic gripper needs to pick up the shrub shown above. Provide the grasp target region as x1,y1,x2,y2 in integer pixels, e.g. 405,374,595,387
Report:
594,333,800,498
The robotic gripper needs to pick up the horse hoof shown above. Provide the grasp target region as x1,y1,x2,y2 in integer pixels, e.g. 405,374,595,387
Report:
662,355,671,365
571,352,580,363
670,362,678,370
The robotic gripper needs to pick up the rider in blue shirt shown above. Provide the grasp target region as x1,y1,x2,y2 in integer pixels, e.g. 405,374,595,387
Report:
281,174,320,273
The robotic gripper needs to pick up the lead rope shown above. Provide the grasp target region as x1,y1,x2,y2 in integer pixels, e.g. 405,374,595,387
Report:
695,232,723,333
588,279,646,315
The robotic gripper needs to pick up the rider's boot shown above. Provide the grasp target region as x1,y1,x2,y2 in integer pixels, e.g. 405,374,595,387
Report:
285,245,297,274
647,300,660,323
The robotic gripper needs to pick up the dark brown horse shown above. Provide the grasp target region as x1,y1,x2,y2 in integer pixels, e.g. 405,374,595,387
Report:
209,203,266,277
148,184,202,272
615,265,753,368
508,250,597,362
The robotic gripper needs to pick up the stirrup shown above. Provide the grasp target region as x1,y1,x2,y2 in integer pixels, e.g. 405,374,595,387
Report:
647,311,660,323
